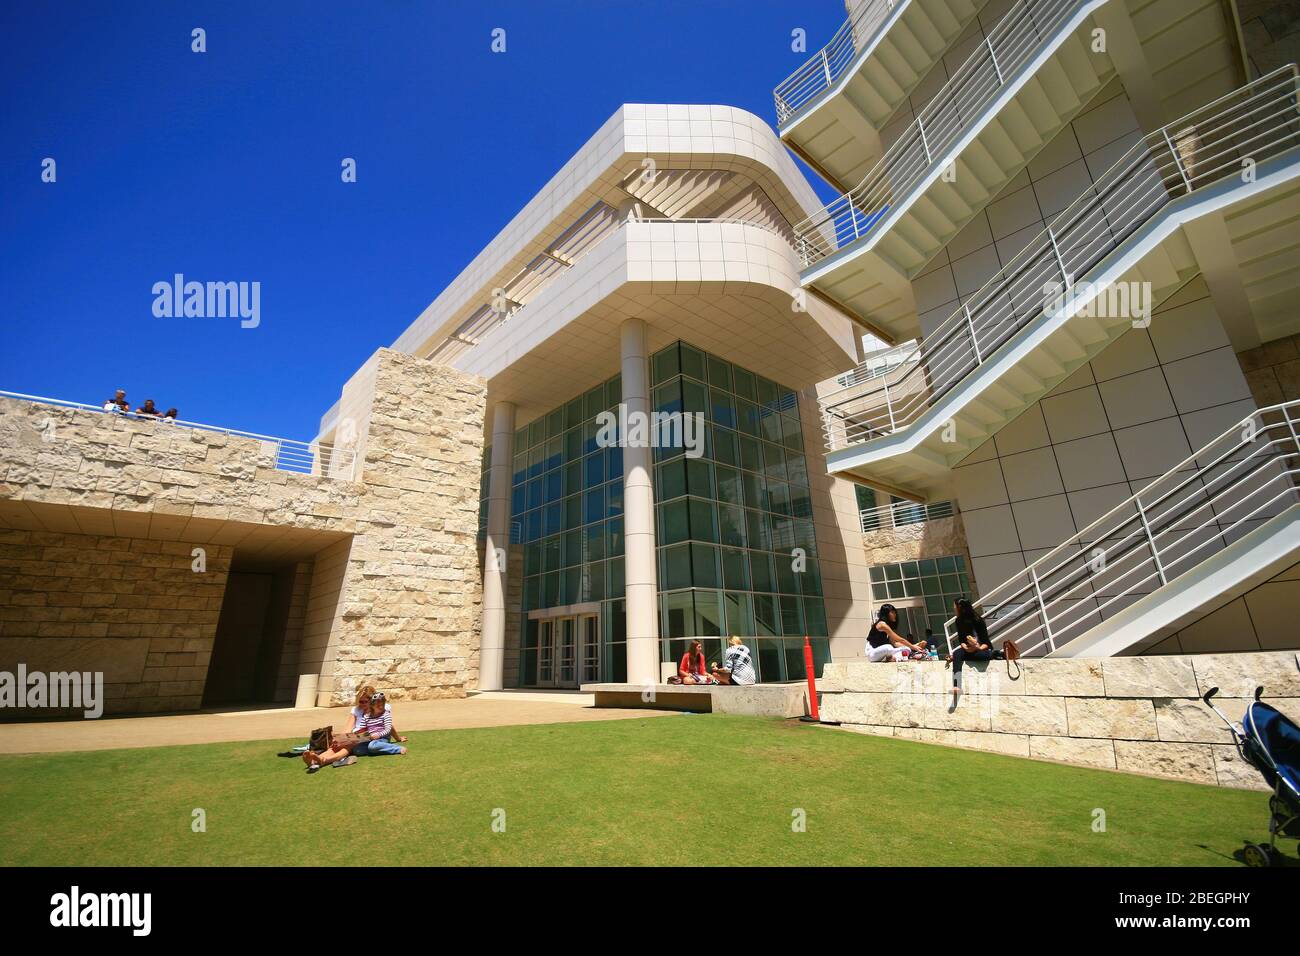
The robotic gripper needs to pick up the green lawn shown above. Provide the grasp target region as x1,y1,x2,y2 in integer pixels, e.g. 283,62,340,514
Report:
0,714,1289,866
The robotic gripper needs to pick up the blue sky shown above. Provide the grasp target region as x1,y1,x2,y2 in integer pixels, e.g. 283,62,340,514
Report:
0,1,842,440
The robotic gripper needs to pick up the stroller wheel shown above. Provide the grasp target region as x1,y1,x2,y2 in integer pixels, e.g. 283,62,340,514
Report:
1242,843,1276,868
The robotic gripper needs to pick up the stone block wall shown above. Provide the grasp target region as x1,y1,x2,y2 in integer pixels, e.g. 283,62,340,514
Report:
0,347,488,715
299,349,487,705
820,651,1300,789
0,529,232,716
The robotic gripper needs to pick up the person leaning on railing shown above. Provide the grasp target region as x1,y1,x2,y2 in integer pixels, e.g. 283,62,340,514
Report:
946,599,992,700
102,389,129,413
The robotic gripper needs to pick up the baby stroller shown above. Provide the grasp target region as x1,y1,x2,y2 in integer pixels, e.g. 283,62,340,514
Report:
1203,686,1300,867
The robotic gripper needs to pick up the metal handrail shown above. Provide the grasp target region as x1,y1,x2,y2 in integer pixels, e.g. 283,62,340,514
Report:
773,0,899,125
944,400,1300,655
861,498,955,532
793,0,1091,267
0,390,358,480
819,66,1300,451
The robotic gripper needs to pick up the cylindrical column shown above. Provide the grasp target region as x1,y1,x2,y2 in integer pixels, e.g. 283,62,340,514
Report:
620,319,662,686
479,401,516,691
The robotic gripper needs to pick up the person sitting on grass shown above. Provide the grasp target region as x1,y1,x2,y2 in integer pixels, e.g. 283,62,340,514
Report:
677,639,712,684
348,684,407,743
350,691,407,758
866,603,928,662
302,730,360,773
711,635,756,685
946,598,993,700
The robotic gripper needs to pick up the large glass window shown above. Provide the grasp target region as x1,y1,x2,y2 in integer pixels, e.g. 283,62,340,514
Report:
868,554,973,637
651,341,829,681
503,373,627,687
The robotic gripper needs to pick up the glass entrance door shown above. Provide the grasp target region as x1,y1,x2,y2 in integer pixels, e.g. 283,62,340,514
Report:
578,614,600,684
535,613,600,688
537,619,556,687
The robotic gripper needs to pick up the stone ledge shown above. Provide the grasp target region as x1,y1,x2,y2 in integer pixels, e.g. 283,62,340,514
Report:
582,682,811,718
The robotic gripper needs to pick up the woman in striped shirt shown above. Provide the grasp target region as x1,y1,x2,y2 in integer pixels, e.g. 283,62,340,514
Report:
350,691,407,757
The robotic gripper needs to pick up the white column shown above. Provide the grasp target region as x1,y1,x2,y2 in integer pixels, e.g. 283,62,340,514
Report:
620,319,661,685
479,401,515,692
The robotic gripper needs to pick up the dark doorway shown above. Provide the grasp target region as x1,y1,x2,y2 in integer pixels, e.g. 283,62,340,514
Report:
202,565,298,707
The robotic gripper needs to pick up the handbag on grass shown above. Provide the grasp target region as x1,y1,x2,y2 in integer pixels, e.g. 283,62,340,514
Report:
309,726,333,753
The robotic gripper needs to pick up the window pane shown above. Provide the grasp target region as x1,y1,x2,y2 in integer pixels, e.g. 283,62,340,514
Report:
732,366,756,401
663,591,693,638
709,388,737,429
718,504,746,547
715,464,743,506
660,543,692,591
750,550,775,592
656,459,687,501
660,499,690,545
722,547,750,590
707,355,732,390
687,498,718,543
695,590,723,637
712,427,738,467
680,343,707,381
724,591,753,635
652,344,680,384
691,543,721,589
753,594,779,637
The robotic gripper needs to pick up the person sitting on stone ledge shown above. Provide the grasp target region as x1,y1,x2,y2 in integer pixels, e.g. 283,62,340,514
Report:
161,407,179,423
866,603,928,662
676,639,713,684
711,635,756,685
102,389,128,413
946,598,993,700
134,398,162,418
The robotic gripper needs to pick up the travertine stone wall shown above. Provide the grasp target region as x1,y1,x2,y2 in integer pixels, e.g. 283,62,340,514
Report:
0,529,231,716
820,651,1300,789
860,513,972,568
0,347,488,714
299,349,487,705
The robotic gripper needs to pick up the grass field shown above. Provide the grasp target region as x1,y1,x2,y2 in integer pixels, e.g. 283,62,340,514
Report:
0,714,1290,866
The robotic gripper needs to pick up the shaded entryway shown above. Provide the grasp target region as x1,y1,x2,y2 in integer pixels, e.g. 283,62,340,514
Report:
202,560,310,707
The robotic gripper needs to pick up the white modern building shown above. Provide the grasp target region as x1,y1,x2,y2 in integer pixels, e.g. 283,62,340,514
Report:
4,1,1298,718
308,0,1300,690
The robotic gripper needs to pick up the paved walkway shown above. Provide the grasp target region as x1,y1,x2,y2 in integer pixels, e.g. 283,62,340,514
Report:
0,690,673,755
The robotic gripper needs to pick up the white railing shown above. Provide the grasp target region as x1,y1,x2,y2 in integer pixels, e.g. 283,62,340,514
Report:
0,391,358,480
861,498,955,532
773,0,897,125
793,0,1088,267
945,400,1300,655
820,66,1300,451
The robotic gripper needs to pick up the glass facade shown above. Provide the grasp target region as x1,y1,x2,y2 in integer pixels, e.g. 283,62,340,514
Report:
510,374,628,685
868,554,972,637
497,341,831,686
650,341,829,682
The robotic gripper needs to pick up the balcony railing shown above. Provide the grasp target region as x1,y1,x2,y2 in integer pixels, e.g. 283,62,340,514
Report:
944,400,1300,656
861,498,955,532
819,66,1300,451
773,0,897,125
793,0,1088,268
0,390,357,480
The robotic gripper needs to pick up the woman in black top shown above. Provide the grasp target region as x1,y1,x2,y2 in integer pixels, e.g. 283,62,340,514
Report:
866,603,928,662
947,598,992,699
